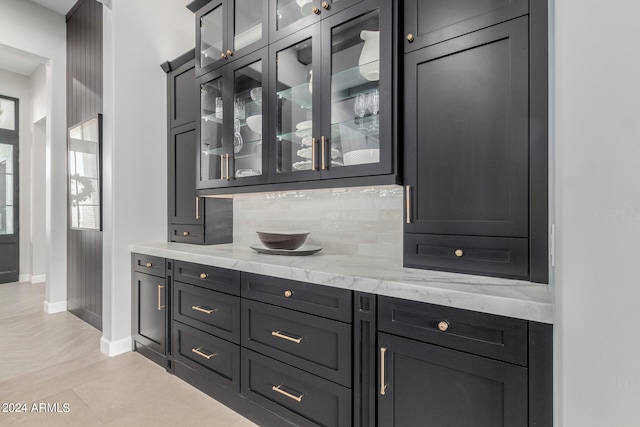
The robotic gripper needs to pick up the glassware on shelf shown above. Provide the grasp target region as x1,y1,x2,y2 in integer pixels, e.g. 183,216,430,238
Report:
215,97,223,119
368,89,380,132
233,118,243,153
354,93,367,132
234,97,245,120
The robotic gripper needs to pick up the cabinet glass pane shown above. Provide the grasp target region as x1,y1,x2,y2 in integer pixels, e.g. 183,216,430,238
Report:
0,98,16,131
234,0,262,51
276,0,314,32
201,5,224,69
275,38,314,174
201,78,224,182
233,60,263,179
330,10,380,168
0,143,14,235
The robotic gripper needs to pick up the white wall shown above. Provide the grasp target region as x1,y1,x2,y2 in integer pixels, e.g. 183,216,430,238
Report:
0,0,66,310
554,1,640,425
30,64,47,282
0,68,30,281
100,0,193,355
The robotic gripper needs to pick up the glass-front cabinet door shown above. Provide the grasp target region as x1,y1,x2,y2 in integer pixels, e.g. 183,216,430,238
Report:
197,48,268,189
269,25,322,183
197,0,226,73
232,0,268,54
320,0,392,179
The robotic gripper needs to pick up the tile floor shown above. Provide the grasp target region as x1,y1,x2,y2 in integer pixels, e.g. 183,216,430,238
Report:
0,281,257,426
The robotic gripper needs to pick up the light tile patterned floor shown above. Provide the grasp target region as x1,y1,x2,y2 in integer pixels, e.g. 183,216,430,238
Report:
0,282,257,426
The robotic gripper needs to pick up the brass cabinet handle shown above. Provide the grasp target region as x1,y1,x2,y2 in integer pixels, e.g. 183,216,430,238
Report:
220,155,225,180
271,330,303,344
438,320,450,332
312,6,320,15
199,273,208,279
191,347,217,360
455,249,464,257
221,52,227,59
145,262,153,268
157,285,165,311
311,138,317,171
195,197,200,220
321,1,330,10
226,49,233,57
407,33,414,43
284,290,293,298
183,231,189,236
380,347,388,395
272,384,304,402
321,136,327,170
405,185,411,224
192,305,217,314
226,154,231,180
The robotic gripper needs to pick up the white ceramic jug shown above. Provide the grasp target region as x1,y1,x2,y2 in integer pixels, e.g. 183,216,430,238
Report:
358,30,380,81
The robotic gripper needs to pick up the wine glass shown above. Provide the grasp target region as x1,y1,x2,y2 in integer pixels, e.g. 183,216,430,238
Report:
354,93,367,132
233,118,243,153
368,89,379,132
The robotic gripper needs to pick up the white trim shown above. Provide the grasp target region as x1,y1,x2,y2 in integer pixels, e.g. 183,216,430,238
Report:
31,274,46,283
44,299,67,313
100,336,131,357
19,274,31,283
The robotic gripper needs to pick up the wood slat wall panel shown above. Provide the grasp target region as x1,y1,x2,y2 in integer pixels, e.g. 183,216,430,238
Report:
66,0,103,331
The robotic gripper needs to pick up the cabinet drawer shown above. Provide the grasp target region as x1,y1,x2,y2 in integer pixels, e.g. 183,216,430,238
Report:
174,281,240,344
241,273,352,322
404,234,529,280
403,0,528,52
169,224,204,244
242,349,352,427
174,260,240,296
172,322,240,392
378,296,528,366
242,300,352,387
133,253,165,277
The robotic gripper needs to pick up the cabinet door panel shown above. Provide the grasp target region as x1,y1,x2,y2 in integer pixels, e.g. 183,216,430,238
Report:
378,333,527,427
170,62,196,127
134,272,166,355
170,125,199,225
403,0,528,52
196,0,226,74
404,17,529,237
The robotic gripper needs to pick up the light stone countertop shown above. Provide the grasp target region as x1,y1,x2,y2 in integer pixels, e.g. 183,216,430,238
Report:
130,242,554,324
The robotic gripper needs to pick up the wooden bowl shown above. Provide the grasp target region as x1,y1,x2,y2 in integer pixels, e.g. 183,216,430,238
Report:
256,230,310,250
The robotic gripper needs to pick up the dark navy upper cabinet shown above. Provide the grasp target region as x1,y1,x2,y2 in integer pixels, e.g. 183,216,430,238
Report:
402,0,529,53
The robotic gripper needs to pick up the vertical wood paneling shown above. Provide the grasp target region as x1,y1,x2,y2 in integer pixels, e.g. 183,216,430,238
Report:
67,0,103,330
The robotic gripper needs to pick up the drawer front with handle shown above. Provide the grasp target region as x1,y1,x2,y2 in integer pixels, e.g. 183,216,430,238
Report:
134,253,165,277
241,349,352,427
174,260,240,296
174,281,240,344
169,224,205,244
378,296,528,366
173,322,240,392
241,273,352,322
242,299,352,387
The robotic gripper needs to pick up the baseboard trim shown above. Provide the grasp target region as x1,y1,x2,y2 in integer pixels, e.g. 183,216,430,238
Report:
19,274,31,283
31,275,46,283
44,300,67,314
100,336,132,357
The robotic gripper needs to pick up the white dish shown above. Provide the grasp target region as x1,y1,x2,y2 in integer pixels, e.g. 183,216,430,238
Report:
250,87,262,102
295,128,312,138
246,115,262,135
236,169,261,178
301,136,312,146
250,243,322,256
297,147,340,159
343,148,380,165
292,160,312,170
296,120,313,130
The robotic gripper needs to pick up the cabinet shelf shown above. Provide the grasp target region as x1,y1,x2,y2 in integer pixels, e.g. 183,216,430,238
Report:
276,116,380,144
202,137,262,159
275,60,380,109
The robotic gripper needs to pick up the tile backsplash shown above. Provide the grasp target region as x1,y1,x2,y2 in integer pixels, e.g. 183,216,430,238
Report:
233,185,404,263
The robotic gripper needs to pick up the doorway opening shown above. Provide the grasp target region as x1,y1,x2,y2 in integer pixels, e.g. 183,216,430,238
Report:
0,94,19,284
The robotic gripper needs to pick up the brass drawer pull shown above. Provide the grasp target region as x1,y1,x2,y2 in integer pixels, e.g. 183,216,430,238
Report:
145,262,153,268
407,33,414,43
284,290,293,298
312,6,320,15
183,231,190,236
221,52,227,59
192,305,217,315
272,384,304,402
157,285,165,311
271,330,303,344
200,273,208,279
455,249,464,257
321,1,330,10
438,320,450,332
191,347,217,360
380,347,388,395
226,49,233,57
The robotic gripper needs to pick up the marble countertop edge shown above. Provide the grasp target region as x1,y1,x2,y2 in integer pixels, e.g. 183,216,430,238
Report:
130,242,554,324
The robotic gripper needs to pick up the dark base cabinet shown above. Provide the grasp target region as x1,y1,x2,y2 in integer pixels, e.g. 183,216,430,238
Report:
131,256,552,427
